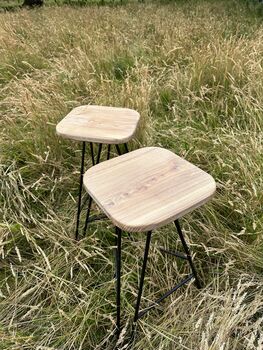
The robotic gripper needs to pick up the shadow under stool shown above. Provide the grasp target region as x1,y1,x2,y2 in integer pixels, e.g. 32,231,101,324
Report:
56,105,140,240
82,146,216,338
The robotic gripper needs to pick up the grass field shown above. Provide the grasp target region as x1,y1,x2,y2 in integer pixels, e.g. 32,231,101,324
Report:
0,0,263,349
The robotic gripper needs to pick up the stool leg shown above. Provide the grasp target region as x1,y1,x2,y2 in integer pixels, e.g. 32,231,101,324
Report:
174,220,201,289
90,142,95,166
75,141,86,240
114,144,133,242
115,144,122,156
107,144,111,160
124,143,129,153
115,143,129,156
95,143,102,164
83,143,103,236
133,231,152,323
115,227,122,336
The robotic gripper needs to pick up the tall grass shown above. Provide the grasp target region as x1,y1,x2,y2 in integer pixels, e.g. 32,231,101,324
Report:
0,1,263,349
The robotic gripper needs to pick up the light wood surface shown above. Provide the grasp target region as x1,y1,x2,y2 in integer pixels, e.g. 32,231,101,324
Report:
56,105,140,144
83,147,216,232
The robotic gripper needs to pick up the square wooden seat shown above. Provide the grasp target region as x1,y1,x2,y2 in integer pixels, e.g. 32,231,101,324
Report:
83,147,216,232
56,105,140,144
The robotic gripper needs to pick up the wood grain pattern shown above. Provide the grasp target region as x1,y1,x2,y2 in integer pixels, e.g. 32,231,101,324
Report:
83,147,216,232
56,105,140,144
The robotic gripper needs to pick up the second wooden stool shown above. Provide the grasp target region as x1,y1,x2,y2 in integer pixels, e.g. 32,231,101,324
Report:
56,105,140,240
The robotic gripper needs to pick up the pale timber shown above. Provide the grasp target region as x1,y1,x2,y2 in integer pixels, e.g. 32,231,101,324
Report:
83,147,216,232
56,105,140,144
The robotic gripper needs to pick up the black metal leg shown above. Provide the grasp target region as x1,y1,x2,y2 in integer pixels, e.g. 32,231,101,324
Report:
75,141,86,241
96,143,102,164
80,143,128,238
174,220,201,289
90,142,95,166
83,197,92,235
107,144,111,160
115,144,122,156
124,143,129,153
133,231,152,323
132,222,201,320
77,142,95,212
83,143,103,236
116,227,122,336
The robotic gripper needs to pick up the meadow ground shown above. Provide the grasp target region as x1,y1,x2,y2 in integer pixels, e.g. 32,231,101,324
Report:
0,0,263,349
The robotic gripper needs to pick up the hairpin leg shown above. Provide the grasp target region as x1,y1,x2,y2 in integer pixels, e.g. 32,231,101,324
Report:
75,141,86,240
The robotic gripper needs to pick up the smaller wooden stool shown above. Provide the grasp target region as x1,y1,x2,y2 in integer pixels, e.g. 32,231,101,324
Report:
56,105,140,240
83,147,216,335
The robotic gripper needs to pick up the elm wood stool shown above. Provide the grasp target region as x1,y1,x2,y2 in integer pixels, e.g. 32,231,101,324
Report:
83,147,216,336
56,105,140,240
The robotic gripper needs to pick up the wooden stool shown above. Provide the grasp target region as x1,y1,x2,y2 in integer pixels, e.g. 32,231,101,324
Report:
83,147,216,335
56,105,140,240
